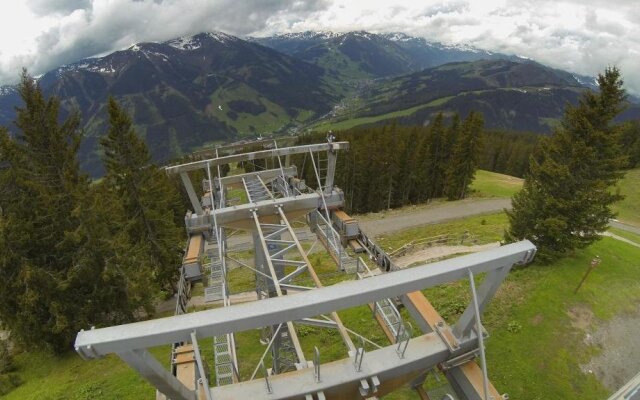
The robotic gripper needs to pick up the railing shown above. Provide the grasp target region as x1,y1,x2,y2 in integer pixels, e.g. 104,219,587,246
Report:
388,232,479,258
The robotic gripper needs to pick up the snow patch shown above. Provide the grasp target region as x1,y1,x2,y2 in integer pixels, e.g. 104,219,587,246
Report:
165,31,236,50
269,31,339,40
0,85,16,96
573,74,598,87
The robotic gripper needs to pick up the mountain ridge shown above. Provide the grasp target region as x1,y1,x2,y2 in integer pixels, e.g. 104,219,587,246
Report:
1,29,632,177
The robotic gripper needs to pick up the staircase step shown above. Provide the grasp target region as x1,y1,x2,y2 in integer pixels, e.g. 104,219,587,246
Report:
204,286,224,302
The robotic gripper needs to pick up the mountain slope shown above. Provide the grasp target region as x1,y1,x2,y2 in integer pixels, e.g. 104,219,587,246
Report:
249,31,522,81
1,32,335,176
314,59,597,132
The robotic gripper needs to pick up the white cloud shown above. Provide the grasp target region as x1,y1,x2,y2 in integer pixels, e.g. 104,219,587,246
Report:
0,0,639,94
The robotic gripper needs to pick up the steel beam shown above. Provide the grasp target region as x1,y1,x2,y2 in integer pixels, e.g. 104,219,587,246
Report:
186,192,344,231
207,332,452,399
217,167,297,187
75,241,535,357
166,142,349,174
193,139,277,158
324,150,337,195
453,266,511,339
444,362,502,400
180,172,204,215
118,349,195,400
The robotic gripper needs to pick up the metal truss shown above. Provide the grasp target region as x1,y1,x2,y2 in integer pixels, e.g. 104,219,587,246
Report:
165,142,349,174
76,140,537,400
75,240,535,399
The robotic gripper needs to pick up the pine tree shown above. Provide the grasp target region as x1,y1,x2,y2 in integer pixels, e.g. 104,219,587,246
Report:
0,72,133,351
424,113,448,199
506,67,627,261
444,112,484,200
101,97,183,292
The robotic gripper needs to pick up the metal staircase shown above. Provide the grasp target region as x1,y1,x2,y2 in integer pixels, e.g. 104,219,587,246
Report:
313,210,357,272
356,257,405,341
204,249,224,303
374,298,404,339
213,334,236,385
242,176,273,202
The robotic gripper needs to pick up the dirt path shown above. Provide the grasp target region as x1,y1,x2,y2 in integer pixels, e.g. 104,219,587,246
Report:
357,198,511,236
580,310,640,391
602,231,640,248
394,242,501,268
610,220,640,235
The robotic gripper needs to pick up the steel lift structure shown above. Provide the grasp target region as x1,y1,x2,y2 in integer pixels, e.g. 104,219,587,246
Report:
75,140,537,399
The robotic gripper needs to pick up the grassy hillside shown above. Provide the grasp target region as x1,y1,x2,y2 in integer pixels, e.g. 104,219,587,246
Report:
470,170,524,198
4,345,170,400
613,168,640,226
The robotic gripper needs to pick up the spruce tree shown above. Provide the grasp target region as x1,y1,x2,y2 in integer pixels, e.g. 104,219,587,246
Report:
101,97,183,292
424,113,447,199
0,72,133,351
444,112,484,200
506,67,627,261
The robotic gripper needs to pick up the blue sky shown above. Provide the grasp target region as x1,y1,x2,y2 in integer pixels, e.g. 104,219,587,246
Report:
0,0,638,94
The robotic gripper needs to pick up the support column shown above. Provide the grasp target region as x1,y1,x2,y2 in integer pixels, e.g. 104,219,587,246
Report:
324,150,337,195
118,349,195,400
253,232,268,300
444,362,501,400
180,172,204,215
453,266,510,339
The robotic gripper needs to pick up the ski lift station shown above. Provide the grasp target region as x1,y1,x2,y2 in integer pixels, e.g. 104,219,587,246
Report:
75,139,539,400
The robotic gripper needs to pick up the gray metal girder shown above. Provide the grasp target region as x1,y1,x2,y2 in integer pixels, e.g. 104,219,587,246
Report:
217,166,297,187
186,192,344,231
74,241,535,358
453,265,511,339
118,349,195,400
180,172,204,215
209,332,454,399
165,142,349,174
193,139,277,158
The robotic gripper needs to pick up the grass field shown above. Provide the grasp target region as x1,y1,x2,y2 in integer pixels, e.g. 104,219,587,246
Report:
608,226,640,244
612,168,640,226
311,97,453,132
470,170,523,198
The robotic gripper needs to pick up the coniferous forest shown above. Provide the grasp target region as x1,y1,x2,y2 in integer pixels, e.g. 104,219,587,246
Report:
0,73,185,351
296,113,538,214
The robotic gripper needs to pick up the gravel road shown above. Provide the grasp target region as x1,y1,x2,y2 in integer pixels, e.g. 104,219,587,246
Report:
357,198,512,236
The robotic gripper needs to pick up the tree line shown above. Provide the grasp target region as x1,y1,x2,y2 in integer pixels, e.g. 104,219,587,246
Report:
0,72,184,351
296,112,539,214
